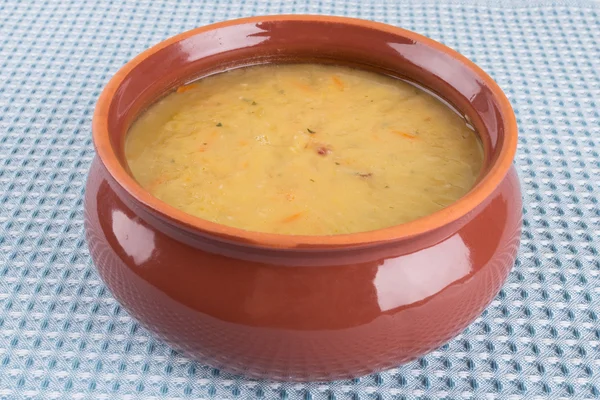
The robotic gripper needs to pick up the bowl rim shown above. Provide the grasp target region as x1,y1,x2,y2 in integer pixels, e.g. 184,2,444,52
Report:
93,14,518,249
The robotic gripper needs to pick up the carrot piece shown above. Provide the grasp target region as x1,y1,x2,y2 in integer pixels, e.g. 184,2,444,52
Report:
149,175,168,190
332,75,345,90
392,130,417,139
284,193,295,201
281,211,304,223
292,81,314,92
176,83,198,93
198,141,210,152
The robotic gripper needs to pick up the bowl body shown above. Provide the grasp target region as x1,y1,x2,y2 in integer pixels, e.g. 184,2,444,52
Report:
85,15,522,381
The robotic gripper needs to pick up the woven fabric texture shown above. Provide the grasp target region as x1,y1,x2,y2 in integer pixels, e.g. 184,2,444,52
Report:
1,0,600,399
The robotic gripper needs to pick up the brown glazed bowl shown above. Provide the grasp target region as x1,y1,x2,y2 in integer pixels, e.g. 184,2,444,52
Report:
86,15,521,381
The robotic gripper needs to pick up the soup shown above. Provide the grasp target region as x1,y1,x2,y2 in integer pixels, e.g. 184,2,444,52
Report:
125,64,483,235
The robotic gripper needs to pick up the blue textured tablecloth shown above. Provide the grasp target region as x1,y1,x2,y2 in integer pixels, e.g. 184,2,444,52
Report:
1,0,600,398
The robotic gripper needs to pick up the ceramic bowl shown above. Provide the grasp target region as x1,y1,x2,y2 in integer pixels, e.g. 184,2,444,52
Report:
86,15,521,381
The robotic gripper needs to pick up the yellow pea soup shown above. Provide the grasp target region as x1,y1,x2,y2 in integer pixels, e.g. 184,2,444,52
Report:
125,64,484,235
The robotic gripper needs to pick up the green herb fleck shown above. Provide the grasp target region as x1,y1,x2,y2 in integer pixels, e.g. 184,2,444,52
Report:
252,101,257,105
307,128,316,134
335,162,340,165
384,185,390,189
216,122,222,127
310,179,315,182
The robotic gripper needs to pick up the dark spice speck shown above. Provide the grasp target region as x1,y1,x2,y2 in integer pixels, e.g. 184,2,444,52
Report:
317,147,330,156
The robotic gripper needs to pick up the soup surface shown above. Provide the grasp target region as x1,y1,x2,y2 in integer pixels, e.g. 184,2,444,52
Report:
126,64,483,235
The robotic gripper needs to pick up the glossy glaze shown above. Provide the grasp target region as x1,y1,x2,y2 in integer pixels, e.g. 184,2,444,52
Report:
86,16,521,381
